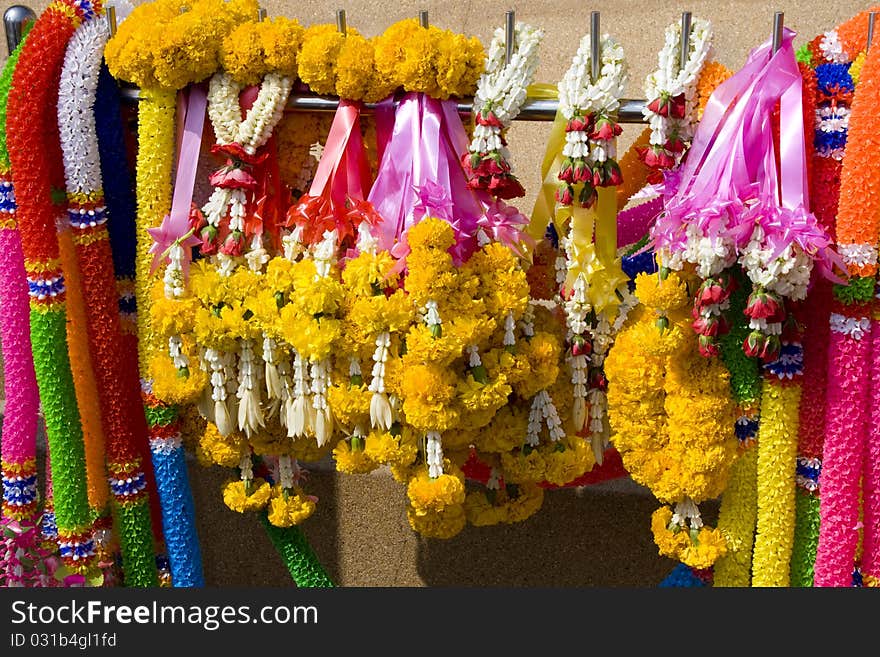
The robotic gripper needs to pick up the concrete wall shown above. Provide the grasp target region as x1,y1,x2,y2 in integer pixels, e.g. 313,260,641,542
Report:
1,0,871,585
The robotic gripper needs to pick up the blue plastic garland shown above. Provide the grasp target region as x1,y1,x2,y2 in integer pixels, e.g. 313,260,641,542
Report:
659,564,707,587
94,65,204,587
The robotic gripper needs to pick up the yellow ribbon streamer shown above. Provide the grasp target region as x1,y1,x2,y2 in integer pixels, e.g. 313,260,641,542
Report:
528,82,628,316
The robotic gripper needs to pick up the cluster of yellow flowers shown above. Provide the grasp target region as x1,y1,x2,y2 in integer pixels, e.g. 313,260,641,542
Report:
221,16,305,85
373,19,485,99
105,0,259,89
605,271,738,567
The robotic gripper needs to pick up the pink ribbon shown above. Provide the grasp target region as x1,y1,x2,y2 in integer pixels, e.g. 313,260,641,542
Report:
369,92,524,265
147,84,207,277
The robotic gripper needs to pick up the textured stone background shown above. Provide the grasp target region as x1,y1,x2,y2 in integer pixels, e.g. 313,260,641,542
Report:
0,0,873,585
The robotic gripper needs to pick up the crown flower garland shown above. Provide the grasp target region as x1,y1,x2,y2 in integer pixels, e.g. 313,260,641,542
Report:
464,21,544,199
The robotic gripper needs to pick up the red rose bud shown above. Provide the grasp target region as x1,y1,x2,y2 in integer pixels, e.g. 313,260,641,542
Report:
590,370,607,391
760,334,781,362
590,118,621,141
558,158,575,183
477,110,504,128
744,290,780,319
670,93,687,119
571,335,592,357
692,315,721,337
781,315,802,341
606,161,623,187
220,231,245,257
665,136,686,154
743,330,765,358
698,334,720,358
556,184,574,205
566,116,589,132
573,161,592,183
647,94,671,117
697,279,725,306
486,156,508,175
578,183,598,208
493,176,526,200
188,204,206,231
592,166,605,188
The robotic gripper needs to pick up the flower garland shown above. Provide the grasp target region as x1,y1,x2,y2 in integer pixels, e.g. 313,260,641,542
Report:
464,21,544,199
297,24,389,103
553,31,629,459
790,17,863,586
372,18,485,100
815,32,880,587
0,28,60,587
605,270,737,569
640,17,713,179
712,270,762,587
6,0,106,576
59,16,160,586
104,0,259,90
221,16,303,86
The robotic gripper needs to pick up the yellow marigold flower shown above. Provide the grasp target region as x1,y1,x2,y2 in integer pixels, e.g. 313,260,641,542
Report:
501,448,546,484
106,0,259,89
652,504,729,569
247,420,294,457
222,478,272,513
326,383,371,429
278,312,341,362
505,483,545,523
342,251,396,295
149,354,208,405
333,440,377,474
267,485,317,527
290,436,335,463
407,468,466,515
514,331,561,398
407,215,456,251
400,363,460,432
634,271,689,312
364,428,418,468
298,25,347,95
464,490,508,526
197,421,248,468
406,503,466,539
222,17,304,85
542,437,596,486
150,293,201,337
336,33,389,102
475,404,529,453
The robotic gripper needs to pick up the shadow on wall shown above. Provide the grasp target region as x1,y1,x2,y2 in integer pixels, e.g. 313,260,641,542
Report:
415,487,719,587
189,458,719,586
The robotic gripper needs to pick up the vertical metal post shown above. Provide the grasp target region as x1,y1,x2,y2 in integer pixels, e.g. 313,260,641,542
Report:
590,11,600,82
107,5,117,37
258,7,267,21
679,11,692,71
4,5,36,55
336,9,346,35
419,10,429,28
868,12,877,53
772,11,784,54
505,10,515,66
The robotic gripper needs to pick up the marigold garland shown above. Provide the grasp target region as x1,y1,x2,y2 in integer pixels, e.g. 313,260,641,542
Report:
105,0,259,89
372,19,485,100
297,24,388,102
221,16,304,86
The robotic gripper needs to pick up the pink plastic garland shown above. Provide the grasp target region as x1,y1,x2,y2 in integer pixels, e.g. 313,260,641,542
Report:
814,319,872,585
863,318,880,581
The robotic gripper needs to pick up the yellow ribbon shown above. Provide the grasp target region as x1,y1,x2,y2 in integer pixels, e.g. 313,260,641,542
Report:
528,81,628,316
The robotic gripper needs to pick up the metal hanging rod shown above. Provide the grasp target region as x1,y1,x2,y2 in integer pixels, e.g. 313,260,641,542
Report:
115,83,649,123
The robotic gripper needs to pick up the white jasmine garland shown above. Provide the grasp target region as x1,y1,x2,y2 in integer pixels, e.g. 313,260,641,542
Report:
426,431,444,479
558,34,627,120
643,18,713,149
469,21,544,157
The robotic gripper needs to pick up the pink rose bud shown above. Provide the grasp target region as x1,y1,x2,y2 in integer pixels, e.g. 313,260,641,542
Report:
745,290,781,319
743,330,765,358
556,184,574,205
698,334,720,358
670,93,688,119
